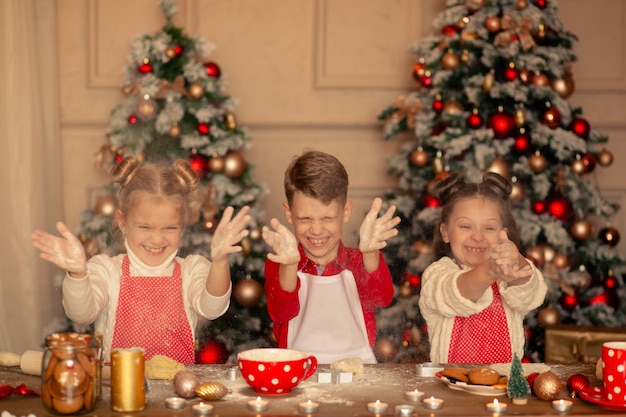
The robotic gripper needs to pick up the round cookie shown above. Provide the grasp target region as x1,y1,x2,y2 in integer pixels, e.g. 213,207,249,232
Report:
468,367,500,386
441,367,469,382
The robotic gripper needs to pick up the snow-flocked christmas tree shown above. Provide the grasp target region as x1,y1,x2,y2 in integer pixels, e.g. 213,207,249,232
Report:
377,0,625,363
75,0,273,363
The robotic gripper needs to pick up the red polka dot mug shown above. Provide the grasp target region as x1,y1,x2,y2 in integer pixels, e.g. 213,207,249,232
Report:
237,348,318,394
602,342,626,404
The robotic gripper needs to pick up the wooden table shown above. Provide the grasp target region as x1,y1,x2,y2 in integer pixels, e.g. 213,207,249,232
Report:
0,362,622,416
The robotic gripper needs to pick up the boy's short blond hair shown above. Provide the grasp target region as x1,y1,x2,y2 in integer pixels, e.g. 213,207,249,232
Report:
284,150,349,206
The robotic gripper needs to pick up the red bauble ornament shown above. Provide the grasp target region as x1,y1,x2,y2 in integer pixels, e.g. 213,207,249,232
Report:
196,339,228,364
138,62,152,73
527,372,539,395
547,195,573,221
114,153,124,163
420,73,432,88
560,292,579,311
513,133,531,154
128,114,138,124
412,62,426,82
174,44,184,55
189,153,208,176
423,194,441,208
205,61,221,78
570,117,590,139
432,98,444,112
535,0,548,9
466,110,483,129
566,374,590,398
196,122,210,135
604,274,618,290
581,152,596,173
598,226,620,247
503,65,518,82
442,25,458,36
488,111,516,139
532,200,546,214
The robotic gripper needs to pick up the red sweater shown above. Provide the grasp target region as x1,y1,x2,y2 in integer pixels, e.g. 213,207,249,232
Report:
264,242,394,349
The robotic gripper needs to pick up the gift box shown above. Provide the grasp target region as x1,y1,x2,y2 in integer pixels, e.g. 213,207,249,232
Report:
545,324,626,363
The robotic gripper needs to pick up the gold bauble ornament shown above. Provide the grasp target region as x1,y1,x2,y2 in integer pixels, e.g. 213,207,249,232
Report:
533,372,563,401
484,16,501,33
551,77,574,98
460,49,470,64
432,153,444,174
461,31,478,41
552,253,569,270
122,85,134,96
240,236,252,256
194,382,229,401
443,100,464,115
410,147,429,167
597,149,614,166
187,82,206,101
515,106,526,127
570,219,594,240
526,245,545,267
94,196,116,216
136,96,158,120
519,68,531,83
169,124,181,138
537,306,561,327
374,338,398,363
207,155,225,173
223,151,247,179
224,113,237,131
510,181,525,203
202,218,217,232
531,72,550,87
249,226,262,242
483,70,495,91
233,278,263,308
165,46,177,59
441,51,460,70
542,244,556,264
536,22,547,39
399,282,412,298
542,107,561,129
570,157,586,175
516,0,528,9
528,152,548,173
487,156,509,178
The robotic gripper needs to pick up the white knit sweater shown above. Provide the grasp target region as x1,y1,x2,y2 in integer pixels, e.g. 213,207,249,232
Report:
418,256,547,364
61,242,231,362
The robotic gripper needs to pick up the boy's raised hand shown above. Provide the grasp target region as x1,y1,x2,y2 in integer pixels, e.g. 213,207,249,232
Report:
359,198,400,253
31,221,87,277
211,206,251,262
262,218,300,265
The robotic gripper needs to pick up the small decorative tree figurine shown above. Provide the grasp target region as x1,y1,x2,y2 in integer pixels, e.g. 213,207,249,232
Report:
507,353,531,405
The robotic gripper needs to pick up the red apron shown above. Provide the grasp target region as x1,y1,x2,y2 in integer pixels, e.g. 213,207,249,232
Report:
447,282,512,364
111,256,195,364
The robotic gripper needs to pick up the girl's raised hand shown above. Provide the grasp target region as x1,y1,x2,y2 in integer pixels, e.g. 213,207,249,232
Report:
490,230,532,283
31,221,87,278
359,198,400,253
210,206,251,262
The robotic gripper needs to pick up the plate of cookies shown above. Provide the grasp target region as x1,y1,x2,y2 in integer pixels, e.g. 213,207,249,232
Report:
437,366,508,396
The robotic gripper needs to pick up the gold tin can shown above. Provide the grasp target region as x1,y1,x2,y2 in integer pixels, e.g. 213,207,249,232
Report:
110,348,145,412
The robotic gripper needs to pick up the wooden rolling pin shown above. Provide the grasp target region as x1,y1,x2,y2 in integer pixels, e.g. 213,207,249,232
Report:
0,350,45,375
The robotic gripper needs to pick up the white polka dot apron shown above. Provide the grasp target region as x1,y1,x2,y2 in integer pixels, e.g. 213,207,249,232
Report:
287,269,377,364
447,282,512,363
111,256,195,364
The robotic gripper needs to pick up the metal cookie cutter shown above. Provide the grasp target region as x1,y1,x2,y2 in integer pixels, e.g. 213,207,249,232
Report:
416,362,444,377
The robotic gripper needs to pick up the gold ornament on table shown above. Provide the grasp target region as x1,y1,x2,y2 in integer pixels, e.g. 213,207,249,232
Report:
224,151,247,179
194,382,229,401
233,277,263,308
597,148,614,166
533,372,563,401
390,95,423,129
187,82,206,101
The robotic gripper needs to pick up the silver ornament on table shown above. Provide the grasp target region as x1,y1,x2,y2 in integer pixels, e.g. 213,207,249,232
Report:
174,369,200,399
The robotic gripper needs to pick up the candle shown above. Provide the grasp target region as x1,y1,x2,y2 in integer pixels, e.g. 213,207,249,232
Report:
192,402,214,416
298,400,320,414
227,366,239,381
404,389,425,403
247,396,269,412
422,396,444,410
486,399,507,413
552,399,573,413
394,404,415,416
165,396,186,409
367,400,389,414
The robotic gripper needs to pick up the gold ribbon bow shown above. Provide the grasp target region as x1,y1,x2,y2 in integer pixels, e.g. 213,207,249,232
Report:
494,14,536,51
390,95,423,128
154,75,189,99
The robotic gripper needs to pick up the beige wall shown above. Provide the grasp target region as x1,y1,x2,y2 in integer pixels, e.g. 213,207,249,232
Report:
57,0,626,254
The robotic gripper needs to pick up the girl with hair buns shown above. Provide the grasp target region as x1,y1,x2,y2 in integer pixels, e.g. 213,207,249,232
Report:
32,156,250,363
418,172,547,364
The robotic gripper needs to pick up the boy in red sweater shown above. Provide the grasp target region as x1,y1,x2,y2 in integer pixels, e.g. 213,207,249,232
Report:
262,150,400,363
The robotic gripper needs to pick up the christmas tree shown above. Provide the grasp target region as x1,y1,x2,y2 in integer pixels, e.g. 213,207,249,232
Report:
75,0,272,363
377,0,625,363
507,353,531,402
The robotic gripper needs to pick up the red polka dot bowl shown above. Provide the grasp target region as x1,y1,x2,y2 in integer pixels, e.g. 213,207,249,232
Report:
237,348,318,394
